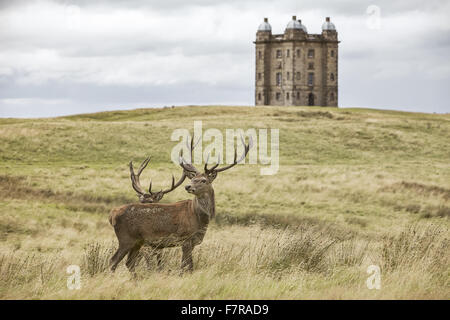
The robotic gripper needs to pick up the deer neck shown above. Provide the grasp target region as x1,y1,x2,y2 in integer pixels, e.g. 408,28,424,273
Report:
193,187,215,224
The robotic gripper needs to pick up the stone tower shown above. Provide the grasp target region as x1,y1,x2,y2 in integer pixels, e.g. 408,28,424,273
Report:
254,16,339,107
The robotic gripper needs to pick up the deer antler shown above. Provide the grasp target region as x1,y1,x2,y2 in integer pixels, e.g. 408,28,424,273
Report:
130,156,187,203
149,172,187,196
129,157,151,196
179,136,201,175
204,135,253,174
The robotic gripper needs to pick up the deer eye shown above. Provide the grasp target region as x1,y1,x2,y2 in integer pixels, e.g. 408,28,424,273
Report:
201,180,206,183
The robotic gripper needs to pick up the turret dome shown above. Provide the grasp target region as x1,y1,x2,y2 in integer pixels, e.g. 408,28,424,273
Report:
286,16,307,32
298,19,307,32
258,18,272,32
322,17,336,31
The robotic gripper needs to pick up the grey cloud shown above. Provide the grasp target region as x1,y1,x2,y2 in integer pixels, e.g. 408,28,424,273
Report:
0,0,449,117
48,0,449,15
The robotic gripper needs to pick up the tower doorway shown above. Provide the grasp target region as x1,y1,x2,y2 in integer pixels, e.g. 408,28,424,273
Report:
308,93,314,106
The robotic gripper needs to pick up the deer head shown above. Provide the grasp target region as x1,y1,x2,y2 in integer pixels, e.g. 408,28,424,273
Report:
179,135,253,194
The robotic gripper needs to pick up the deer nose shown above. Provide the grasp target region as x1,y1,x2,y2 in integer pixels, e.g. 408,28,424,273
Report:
185,185,191,191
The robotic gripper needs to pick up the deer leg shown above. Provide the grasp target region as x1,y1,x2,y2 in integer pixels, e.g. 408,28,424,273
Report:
143,249,153,270
125,242,143,273
181,242,194,273
110,242,135,272
134,250,144,269
142,248,163,271
155,250,163,270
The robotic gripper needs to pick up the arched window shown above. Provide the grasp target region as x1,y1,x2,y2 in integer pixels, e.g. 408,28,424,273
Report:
330,73,335,81
296,72,301,80
330,92,335,101
330,50,334,57
297,91,300,99
287,92,290,100
258,93,261,101
258,51,262,59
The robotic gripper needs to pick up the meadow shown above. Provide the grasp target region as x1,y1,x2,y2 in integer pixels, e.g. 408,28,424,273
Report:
0,105,448,299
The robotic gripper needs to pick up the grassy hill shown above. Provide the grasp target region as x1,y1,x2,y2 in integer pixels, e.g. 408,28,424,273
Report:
0,105,449,299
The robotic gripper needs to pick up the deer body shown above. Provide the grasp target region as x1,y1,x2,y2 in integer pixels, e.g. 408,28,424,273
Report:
110,201,195,246
109,179,215,272
110,197,212,247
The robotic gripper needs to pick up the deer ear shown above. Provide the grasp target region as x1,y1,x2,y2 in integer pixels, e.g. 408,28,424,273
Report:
207,171,217,182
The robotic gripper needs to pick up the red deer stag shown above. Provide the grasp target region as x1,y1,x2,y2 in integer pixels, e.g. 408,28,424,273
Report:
109,136,252,272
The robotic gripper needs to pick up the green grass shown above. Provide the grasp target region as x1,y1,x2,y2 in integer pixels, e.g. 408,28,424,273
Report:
0,105,449,299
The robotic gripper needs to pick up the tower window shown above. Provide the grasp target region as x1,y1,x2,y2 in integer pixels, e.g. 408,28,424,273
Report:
330,73,335,81
287,72,290,80
258,73,262,80
287,49,290,57
330,50,334,57
276,72,282,86
330,92,335,101
308,73,314,86
308,62,314,70
297,91,300,99
258,51,262,59
276,92,281,100
296,72,301,80
296,49,300,57
276,50,282,58
258,93,261,101
287,92,290,100
308,49,315,58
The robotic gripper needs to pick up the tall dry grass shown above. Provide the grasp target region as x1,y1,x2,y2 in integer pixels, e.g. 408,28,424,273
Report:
381,223,449,273
0,106,448,299
0,222,445,299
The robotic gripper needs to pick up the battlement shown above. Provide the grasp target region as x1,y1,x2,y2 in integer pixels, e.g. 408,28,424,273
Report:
256,33,335,43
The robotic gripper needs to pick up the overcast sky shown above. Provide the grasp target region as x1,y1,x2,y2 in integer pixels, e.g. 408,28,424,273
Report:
0,0,449,117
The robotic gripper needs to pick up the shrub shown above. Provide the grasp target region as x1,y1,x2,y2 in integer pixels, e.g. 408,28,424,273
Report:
83,242,116,276
381,223,449,272
265,228,336,273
